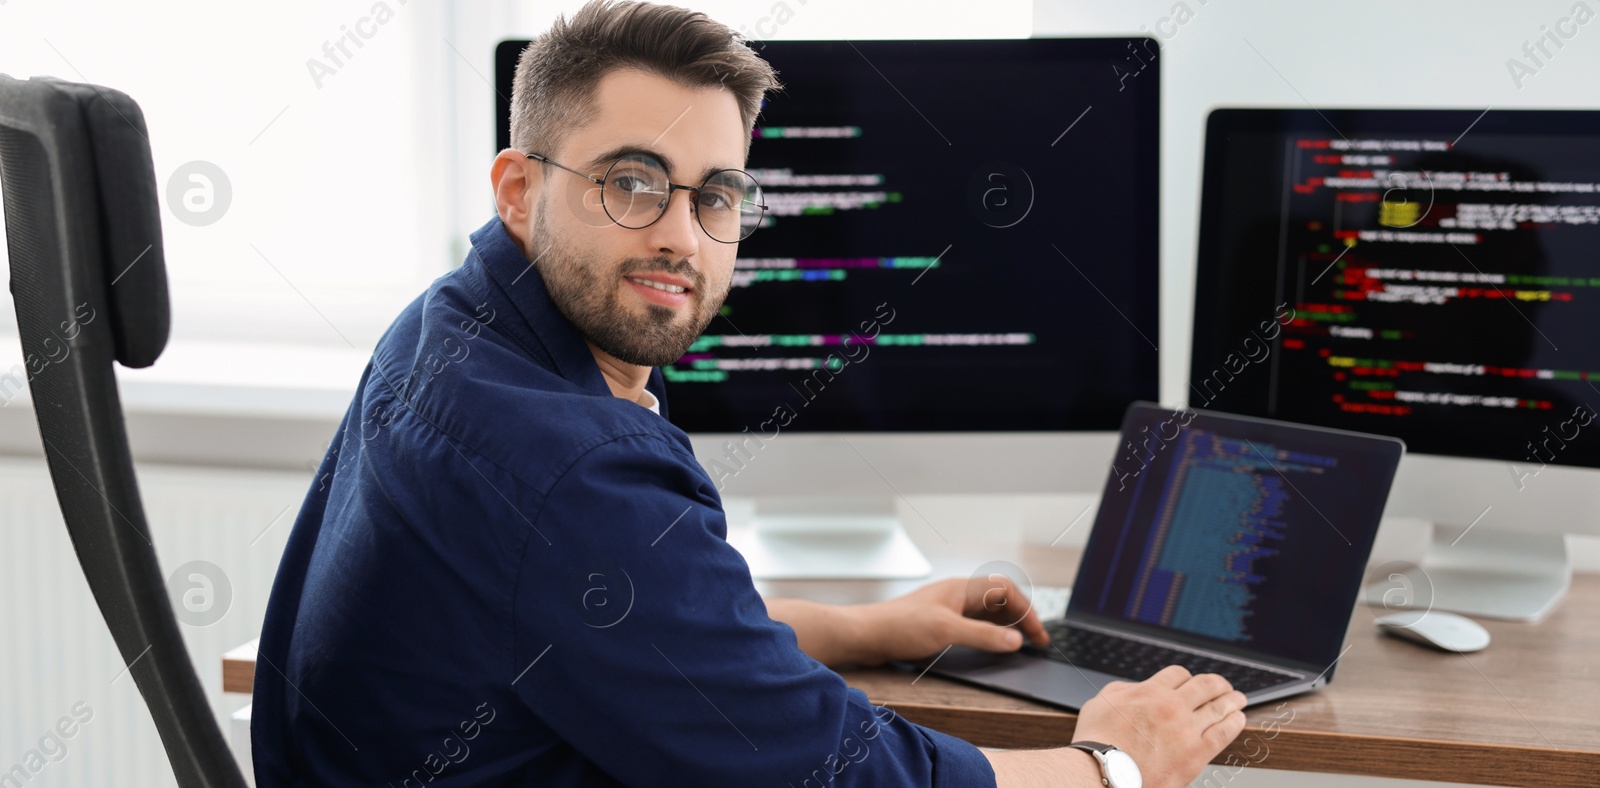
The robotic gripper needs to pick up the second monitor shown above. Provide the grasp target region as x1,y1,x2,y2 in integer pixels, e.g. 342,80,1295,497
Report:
1191,108,1600,618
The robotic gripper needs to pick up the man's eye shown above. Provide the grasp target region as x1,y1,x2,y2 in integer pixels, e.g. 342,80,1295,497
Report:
699,190,736,211
611,174,655,194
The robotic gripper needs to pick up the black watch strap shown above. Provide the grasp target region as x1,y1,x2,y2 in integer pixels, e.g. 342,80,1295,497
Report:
1068,742,1116,786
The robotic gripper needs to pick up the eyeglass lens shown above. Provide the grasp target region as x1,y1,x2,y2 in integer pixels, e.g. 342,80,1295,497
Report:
600,154,764,243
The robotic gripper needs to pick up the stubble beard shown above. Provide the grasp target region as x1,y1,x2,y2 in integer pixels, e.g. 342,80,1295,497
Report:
528,197,726,368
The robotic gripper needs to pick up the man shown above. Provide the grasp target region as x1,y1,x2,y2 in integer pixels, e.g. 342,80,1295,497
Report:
253,2,1247,786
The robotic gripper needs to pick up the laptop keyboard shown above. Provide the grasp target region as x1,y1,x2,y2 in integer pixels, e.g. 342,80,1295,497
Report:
1024,621,1300,694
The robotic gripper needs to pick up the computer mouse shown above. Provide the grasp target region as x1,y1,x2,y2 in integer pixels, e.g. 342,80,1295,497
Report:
1375,610,1490,653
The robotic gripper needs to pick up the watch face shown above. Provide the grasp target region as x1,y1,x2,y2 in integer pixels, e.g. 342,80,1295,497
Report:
1104,750,1142,788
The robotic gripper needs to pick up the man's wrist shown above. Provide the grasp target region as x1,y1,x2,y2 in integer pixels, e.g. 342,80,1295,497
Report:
982,745,1105,786
1066,741,1142,788
1059,745,1108,786
767,598,883,667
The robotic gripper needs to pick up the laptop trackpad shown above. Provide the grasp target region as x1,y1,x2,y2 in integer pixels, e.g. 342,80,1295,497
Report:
932,646,1119,710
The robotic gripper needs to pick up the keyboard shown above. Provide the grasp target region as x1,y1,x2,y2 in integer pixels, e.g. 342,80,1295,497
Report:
1023,621,1300,694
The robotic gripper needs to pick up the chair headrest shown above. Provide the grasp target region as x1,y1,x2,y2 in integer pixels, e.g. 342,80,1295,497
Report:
1,75,169,368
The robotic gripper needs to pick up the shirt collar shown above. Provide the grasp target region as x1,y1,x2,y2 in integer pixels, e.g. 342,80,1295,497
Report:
637,388,660,416
464,216,671,416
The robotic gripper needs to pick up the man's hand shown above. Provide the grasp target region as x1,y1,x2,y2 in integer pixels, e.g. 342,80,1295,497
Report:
1072,665,1248,788
850,575,1050,666
985,665,1247,787
764,575,1045,668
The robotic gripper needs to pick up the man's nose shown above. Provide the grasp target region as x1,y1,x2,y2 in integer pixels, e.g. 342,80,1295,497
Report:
641,187,701,261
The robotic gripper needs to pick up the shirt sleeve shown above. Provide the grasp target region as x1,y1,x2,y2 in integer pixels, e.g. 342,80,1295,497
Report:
509,433,997,788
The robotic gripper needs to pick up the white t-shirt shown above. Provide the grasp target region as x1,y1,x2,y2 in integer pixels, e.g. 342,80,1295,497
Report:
637,389,661,416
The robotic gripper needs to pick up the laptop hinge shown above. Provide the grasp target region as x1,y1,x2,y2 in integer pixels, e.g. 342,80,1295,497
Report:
1061,616,1313,679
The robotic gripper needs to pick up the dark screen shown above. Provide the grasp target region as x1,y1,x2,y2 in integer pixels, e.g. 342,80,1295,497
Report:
1191,109,1600,469
1070,404,1403,670
496,38,1160,432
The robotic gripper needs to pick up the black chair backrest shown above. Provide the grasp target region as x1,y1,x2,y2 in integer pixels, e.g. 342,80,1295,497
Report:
0,74,247,788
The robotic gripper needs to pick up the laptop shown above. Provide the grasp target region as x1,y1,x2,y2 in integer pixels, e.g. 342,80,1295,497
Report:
911,402,1405,709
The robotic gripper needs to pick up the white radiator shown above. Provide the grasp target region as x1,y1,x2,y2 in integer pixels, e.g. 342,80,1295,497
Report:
0,455,310,787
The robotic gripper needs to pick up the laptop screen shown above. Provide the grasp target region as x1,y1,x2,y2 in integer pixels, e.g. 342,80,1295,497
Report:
1070,403,1404,670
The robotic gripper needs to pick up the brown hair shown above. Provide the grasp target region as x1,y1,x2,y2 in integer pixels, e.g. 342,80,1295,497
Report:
509,0,781,161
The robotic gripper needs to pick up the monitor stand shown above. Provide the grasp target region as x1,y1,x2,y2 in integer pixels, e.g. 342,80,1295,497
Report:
726,495,933,580
1364,526,1570,622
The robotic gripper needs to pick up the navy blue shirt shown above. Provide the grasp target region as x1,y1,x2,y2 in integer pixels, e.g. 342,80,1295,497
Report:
252,216,997,787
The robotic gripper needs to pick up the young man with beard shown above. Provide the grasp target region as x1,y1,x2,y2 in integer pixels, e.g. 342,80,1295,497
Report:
252,2,1247,786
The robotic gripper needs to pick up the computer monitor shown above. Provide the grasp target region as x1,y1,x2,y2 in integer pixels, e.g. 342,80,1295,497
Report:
1191,108,1600,620
495,38,1160,578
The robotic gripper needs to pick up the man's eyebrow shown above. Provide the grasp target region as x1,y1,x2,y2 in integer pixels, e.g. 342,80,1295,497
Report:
582,144,737,183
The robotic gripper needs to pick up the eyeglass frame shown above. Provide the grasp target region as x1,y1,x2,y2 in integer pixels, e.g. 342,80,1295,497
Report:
523,150,768,244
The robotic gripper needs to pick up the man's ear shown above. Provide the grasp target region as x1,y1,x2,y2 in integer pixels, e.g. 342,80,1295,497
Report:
491,149,541,228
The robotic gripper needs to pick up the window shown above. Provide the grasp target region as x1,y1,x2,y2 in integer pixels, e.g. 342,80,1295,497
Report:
0,0,453,365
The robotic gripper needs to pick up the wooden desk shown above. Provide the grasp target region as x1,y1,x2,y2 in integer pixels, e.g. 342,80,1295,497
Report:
225,542,1600,786
814,545,1599,787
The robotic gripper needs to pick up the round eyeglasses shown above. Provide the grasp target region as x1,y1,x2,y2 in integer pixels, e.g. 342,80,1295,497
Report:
525,151,767,244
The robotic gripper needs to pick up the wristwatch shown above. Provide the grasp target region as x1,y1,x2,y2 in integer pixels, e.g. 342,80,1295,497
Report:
1067,741,1142,788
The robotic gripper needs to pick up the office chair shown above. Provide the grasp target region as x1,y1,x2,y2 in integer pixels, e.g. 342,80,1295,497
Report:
0,74,249,788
